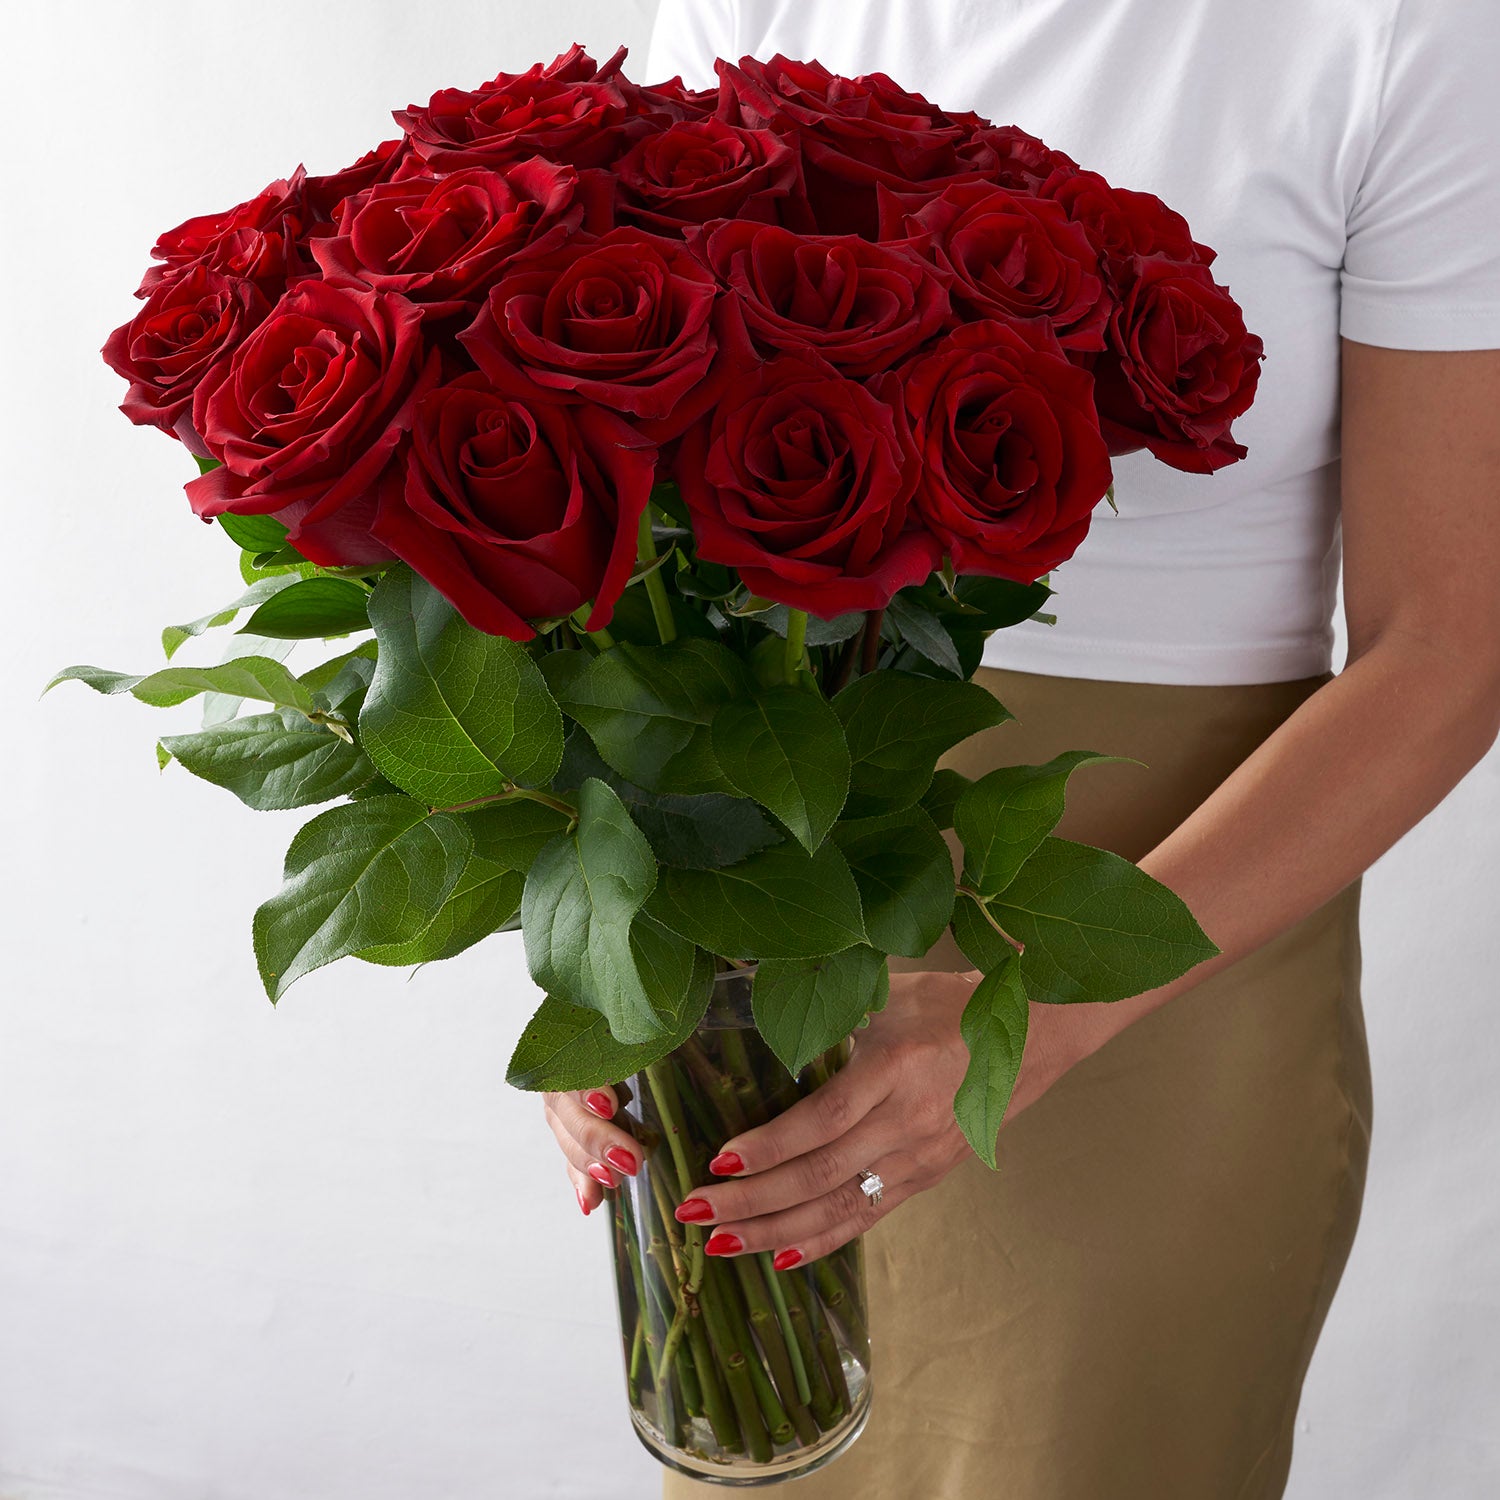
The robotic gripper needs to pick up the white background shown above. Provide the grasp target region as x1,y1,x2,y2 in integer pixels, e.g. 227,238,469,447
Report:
2,3,1497,1496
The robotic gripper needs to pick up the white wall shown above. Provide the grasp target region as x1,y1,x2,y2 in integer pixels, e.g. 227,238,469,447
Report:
2,4,1496,1497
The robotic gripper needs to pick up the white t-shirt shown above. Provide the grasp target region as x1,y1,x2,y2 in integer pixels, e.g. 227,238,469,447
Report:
645,0,1500,685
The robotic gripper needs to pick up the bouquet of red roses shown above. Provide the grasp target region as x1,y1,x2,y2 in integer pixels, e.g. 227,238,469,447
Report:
54,46,1261,1482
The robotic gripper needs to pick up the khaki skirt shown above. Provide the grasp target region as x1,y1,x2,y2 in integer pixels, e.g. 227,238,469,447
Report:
663,664,1371,1500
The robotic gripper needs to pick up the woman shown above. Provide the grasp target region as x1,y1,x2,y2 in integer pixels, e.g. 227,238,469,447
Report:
544,2,1500,1494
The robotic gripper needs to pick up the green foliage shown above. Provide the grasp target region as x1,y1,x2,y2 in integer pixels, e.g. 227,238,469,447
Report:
360,567,563,804
239,577,372,640
161,576,300,659
832,670,1013,817
252,795,472,1001
646,839,866,960
710,686,850,851
831,806,955,958
751,946,889,1077
919,767,971,831
47,657,317,715
953,951,1030,1170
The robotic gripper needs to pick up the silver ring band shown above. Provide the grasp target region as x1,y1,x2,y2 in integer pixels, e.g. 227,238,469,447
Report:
857,1168,885,1206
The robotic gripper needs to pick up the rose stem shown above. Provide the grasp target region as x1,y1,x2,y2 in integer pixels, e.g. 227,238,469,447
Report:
859,607,886,675
783,608,809,685
644,1060,706,1295
734,1254,820,1447
708,1254,794,1448
813,1259,870,1360
637,506,678,645
781,1266,841,1430
718,1028,769,1123
699,1254,776,1460
619,1190,666,1397
675,1324,706,1418
759,1253,813,1407
678,1037,748,1136
794,1268,852,1420
567,604,615,651
826,633,861,696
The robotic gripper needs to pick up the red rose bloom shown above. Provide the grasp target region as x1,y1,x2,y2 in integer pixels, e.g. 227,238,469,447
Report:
901,319,1114,581
304,136,426,225
612,118,803,235
1090,255,1264,473
697,219,951,377
460,227,722,438
394,45,638,172
885,181,1109,352
102,264,270,447
620,74,720,123
311,159,600,320
137,169,314,300
185,282,440,564
956,124,1079,195
1044,170,1216,274
675,355,940,617
371,373,656,640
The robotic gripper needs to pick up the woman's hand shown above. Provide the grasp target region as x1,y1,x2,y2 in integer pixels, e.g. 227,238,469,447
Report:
542,1081,644,1218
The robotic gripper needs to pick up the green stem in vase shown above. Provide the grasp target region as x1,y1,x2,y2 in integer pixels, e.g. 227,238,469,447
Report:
781,1265,841,1431
709,1255,795,1447
719,1027,770,1125
699,1255,776,1461
760,1252,813,1407
813,1257,870,1363
678,1035,749,1136
675,1327,705,1419
801,1273,853,1422
734,1254,821,1447
644,1059,707,1294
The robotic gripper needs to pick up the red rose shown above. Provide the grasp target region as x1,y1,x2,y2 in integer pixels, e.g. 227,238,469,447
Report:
612,118,803,235
304,136,427,224
102,264,270,447
310,159,600,320
620,74,720,124
1044,170,1215,273
675,355,940,617
459,227,721,438
371,373,656,640
956,125,1079,195
901,319,1113,581
884,181,1109,352
696,219,951,377
718,56,982,236
1090,255,1264,473
184,282,439,564
137,169,315,300
393,45,639,172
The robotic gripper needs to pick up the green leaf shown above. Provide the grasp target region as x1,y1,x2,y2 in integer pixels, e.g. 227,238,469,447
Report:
252,795,473,1001
239,577,372,640
161,576,301,659
710,686,850,851
360,566,563,805
195,454,224,477
943,575,1054,632
953,950,1030,1169
886,592,963,677
158,710,375,810
955,750,1139,899
520,777,669,1045
645,840,866,961
958,837,1221,1005
202,635,297,725
831,806,955,958
506,940,715,1092
751,946,888,1077
832,671,1013,818
47,656,317,715
752,602,865,647
920,768,971,831
297,640,379,698
541,637,751,794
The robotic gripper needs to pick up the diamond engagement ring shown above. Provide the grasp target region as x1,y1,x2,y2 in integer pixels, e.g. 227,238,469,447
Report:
857,1169,884,1207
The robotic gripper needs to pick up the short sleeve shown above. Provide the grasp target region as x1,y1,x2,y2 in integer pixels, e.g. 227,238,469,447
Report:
1339,0,1500,351
643,0,737,91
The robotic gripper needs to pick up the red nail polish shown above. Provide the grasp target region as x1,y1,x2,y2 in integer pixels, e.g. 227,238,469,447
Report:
604,1145,638,1176
576,1186,592,1217
675,1197,715,1223
705,1232,743,1256
709,1151,744,1175
584,1091,615,1120
773,1248,803,1271
586,1162,615,1188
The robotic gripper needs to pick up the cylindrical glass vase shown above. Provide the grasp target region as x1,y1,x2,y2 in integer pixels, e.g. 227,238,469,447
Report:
606,962,873,1485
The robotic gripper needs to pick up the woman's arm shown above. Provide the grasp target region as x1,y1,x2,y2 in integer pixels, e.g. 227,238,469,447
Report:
1015,341,1500,1097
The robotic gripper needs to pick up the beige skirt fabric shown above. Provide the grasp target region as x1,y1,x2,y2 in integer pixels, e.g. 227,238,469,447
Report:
662,664,1371,1500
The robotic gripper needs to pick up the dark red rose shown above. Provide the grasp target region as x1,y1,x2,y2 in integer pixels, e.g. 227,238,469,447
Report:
137,169,314,300
956,124,1079,195
460,228,721,439
620,74,720,123
884,181,1109,352
1090,255,1263,473
304,136,428,225
184,282,440,565
612,118,803,235
393,45,639,172
717,56,983,236
102,264,270,447
1044,170,1215,274
901,319,1113,581
696,219,951,377
369,373,656,640
675,355,940,617
310,159,600,320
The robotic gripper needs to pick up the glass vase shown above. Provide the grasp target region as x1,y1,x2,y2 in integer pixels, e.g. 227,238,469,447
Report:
605,962,874,1485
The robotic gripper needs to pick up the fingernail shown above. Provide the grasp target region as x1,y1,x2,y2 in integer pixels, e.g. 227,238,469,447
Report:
604,1145,638,1176
709,1151,744,1175
675,1197,715,1223
584,1091,615,1120
705,1232,743,1256
576,1186,592,1217
586,1161,615,1188
773,1248,803,1271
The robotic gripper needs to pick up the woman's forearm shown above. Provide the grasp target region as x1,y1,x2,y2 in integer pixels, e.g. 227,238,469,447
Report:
971,632,1500,1045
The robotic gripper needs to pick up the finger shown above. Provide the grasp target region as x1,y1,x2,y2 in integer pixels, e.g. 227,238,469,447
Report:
580,1086,619,1123
568,1161,604,1218
700,1170,917,1264
704,1054,892,1178
544,1092,643,1182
